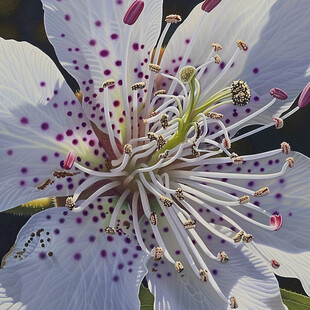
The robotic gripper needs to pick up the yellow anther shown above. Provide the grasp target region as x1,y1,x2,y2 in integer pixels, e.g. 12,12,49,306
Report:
211,43,222,52
254,187,270,197
236,39,247,51
149,63,161,73
131,82,146,90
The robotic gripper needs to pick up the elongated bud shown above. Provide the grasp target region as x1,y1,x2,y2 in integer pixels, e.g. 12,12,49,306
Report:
64,150,76,170
270,214,282,231
123,0,144,25
298,81,310,108
270,88,288,100
201,0,222,12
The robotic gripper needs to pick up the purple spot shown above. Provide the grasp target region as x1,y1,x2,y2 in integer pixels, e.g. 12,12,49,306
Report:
46,215,51,220
289,212,292,216
104,69,111,76
132,43,139,51
268,160,274,165
40,81,46,87
279,178,285,184
67,236,74,243
38,252,46,260
99,50,109,57
115,60,122,66
21,167,28,174
156,274,162,279
275,193,282,199
76,217,83,224
117,263,124,270
41,122,49,130
122,248,128,254
253,67,259,74
219,62,225,70
247,213,253,218
111,33,118,40
248,181,254,187
175,250,181,255
113,275,119,282
254,96,260,101
56,134,64,141
20,117,29,125
163,227,169,233
54,228,60,234
64,14,71,21
95,20,102,27
7,149,13,156
89,235,96,242
254,161,259,167
41,155,48,162
59,218,65,224
212,269,218,275
66,129,73,136
19,180,25,186
107,235,114,242
185,38,190,44
92,216,99,223
56,184,63,191
74,253,81,260
89,39,96,46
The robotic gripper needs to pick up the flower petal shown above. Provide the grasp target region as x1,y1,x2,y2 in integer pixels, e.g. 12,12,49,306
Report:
0,199,148,310
0,38,107,211
42,0,163,142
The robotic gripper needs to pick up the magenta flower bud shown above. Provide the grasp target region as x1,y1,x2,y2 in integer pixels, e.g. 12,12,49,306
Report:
270,88,288,100
201,0,222,13
123,0,144,25
64,150,76,170
270,214,282,231
298,81,310,108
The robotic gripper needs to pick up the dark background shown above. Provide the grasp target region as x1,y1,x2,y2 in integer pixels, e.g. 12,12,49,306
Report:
0,0,309,295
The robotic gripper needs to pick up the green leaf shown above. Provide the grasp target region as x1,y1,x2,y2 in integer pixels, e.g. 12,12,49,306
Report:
281,289,310,309
139,285,154,310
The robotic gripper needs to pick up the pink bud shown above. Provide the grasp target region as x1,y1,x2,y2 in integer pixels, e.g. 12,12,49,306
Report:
271,259,280,269
270,214,282,231
64,150,76,170
123,0,144,25
201,0,222,12
298,81,310,108
270,88,288,100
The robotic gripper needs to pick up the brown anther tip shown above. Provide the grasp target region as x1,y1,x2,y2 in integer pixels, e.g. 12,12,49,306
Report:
230,152,238,159
156,134,166,150
102,79,116,88
286,157,294,168
159,196,173,207
131,82,146,90
213,54,221,64
183,219,196,230
254,187,270,197
218,251,229,263
273,117,284,129
154,247,164,260
211,43,222,52
154,89,166,96
160,113,170,129
233,230,244,243
175,188,184,200
165,14,182,23
149,212,158,225
105,227,116,235
236,39,247,51
65,197,75,210
230,296,238,309
175,261,184,273
242,233,253,243
281,142,291,154
233,157,244,165
199,269,208,282
238,195,250,204
149,63,161,73
206,112,223,119
124,144,133,156
158,150,169,159
222,138,231,149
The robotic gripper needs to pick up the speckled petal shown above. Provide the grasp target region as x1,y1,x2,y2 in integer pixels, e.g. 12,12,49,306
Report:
0,199,148,310
0,39,107,211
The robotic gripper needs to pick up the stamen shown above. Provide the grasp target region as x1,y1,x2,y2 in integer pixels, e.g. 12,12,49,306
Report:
105,227,116,235
212,43,222,52
242,233,253,243
233,230,244,243
102,79,116,88
124,143,133,156
273,117,284,129
231,80,251,106
159,196,173,207
199,269,208,282
36,178,54,190
281,142,291,154
154,247,164,260
149,63,161,73
218,251,229,263
175,261,184,273
175,188,184,200
65,197,75,210
131,82,146,90
271,259,280,269
123,0,144,25
213,54,221,64
270,88,288,100
160,113,170,129
183,219,196,229
158,150,169,159
179,66,196,83
233,157,244,165
254,187,270,197
230,297,238,309
157,134,166,150
286,157,294,168
52,170,78,178
191,144,200,158
165,14,182,23
201,0,222,12
206,112,223,119
148,132,158,141
64,150,76,170
149,212,158,225
154,89,166,96
222,137,231,149
236,39,247,51
238,195,250,204
270,214,282,231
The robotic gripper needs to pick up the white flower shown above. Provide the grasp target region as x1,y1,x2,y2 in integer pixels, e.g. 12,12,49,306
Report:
0,0,310,309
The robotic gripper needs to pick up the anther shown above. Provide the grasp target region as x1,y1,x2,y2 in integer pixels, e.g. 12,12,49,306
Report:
150,111,158,117
154,247,164,260
238,195,250,204
286,157,294,168
123,0,144,25
175,261,184,273
147,132,158,141
191,144,200,158
131,82,146,90
159,196,173,208
233,157,243,165
236,39,247,51
64,150,76,170
206,111,223,119
160,113,170,129
231,80,251,106
213,54,221,64
254,187,270,197
271,259,280,269
65,197,75,210
199,269,208,282
230,297,238,309
149,212,158,225
183,219,196,229
230,152,238,159
157,134,166,150
273,117,284,129
222,138,231,149
53,171,78,178
149,63,161,73
124,144,133,156
154,89,166,96
242,233,253,243
175,188,184,200
233,230,244,243
195,122,201,140
218,251,229,263
165,14,182,23
211,43,222,52
201,0,222,13
270,214,282,231
281,142,291,154
270,88,288,100
74,90,83,104
102,79,116,88
180,66,196,83
36,178,54,190
298,81,310,108
105,227,116,235
158,150,169,159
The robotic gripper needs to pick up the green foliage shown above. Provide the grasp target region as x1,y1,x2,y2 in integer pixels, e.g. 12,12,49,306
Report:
281,289,310,309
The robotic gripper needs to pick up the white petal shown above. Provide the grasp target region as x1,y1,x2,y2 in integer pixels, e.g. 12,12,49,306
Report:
0,199,149,310
0,39,107,211
42,0,162,142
